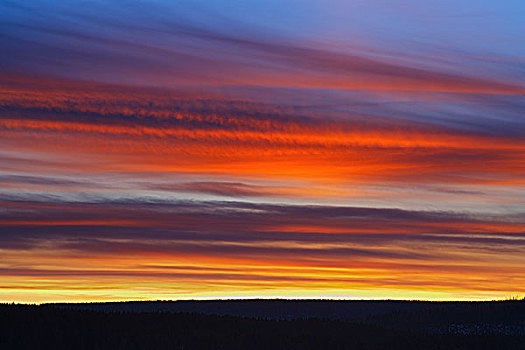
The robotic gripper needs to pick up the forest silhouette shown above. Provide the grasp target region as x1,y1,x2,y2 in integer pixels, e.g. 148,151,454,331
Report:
1,300,524,349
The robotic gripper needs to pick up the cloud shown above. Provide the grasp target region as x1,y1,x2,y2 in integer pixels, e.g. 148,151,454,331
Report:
2,2,525,94
147,181,282,197
2,79,524,191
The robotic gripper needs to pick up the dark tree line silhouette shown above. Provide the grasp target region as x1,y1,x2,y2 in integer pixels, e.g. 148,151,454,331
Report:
1,302,524,349
365,300,525,332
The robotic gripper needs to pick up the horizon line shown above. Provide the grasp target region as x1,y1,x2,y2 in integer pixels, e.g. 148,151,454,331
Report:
5,296,525,306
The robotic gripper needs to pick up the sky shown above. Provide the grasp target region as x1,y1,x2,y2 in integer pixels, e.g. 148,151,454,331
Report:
1,0,524,302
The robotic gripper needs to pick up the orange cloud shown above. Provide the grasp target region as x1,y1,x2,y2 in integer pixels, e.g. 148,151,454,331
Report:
1,77,524,302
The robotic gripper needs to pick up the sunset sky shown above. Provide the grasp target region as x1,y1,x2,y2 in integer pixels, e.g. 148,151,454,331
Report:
1,0,525,302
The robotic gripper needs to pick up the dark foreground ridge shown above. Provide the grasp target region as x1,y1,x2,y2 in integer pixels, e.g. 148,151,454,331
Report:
1,300,525,349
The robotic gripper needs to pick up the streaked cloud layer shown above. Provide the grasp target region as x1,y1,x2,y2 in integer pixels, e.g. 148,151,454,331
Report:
1,0,524,302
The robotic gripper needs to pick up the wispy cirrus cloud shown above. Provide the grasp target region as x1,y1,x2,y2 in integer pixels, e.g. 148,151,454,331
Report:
1,196,524,299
